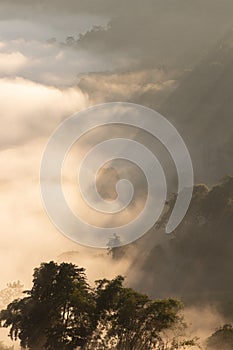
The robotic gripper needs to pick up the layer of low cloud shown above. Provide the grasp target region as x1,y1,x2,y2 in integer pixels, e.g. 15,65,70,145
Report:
0,77,87,148
0,39,121,86
78,69,179,106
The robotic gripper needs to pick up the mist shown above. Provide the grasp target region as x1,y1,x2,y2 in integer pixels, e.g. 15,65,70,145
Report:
0,0,232,349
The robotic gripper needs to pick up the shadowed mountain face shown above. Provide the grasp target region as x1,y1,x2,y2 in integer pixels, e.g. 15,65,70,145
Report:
78,28,233,186
158,29,233,184
126,176,233,319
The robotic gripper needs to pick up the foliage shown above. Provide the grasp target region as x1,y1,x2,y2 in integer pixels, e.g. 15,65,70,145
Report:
0,262,197,350
0,281,23,311
87,276,196,350
132,175,233,313
0,262,95,350
206,324,233,350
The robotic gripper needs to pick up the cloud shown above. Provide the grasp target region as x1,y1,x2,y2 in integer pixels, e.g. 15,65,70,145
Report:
0,39,118,85
0,139,75,287
0,138,132,290
0,47,88,284
0,2,108,41
78,69,179,105
0,51,28,74
0,77,88,148
0,20,138,291
0,55,139,291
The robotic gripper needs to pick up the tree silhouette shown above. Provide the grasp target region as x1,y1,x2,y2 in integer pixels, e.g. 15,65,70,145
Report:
0,262,197,350
88,276,196,350
207,324,233,350
0,262,95,350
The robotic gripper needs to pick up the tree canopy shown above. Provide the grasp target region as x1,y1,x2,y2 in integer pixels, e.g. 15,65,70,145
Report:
206,324,233,350
0,261,198,350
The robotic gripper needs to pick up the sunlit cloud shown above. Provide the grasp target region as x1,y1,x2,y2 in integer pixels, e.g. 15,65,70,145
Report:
0,77,88,147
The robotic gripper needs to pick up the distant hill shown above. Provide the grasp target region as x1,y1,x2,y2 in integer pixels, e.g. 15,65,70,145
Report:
126,176,233,320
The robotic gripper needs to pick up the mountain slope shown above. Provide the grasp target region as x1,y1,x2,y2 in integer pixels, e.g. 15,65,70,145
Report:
158,29,233,183
128,176,233,319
